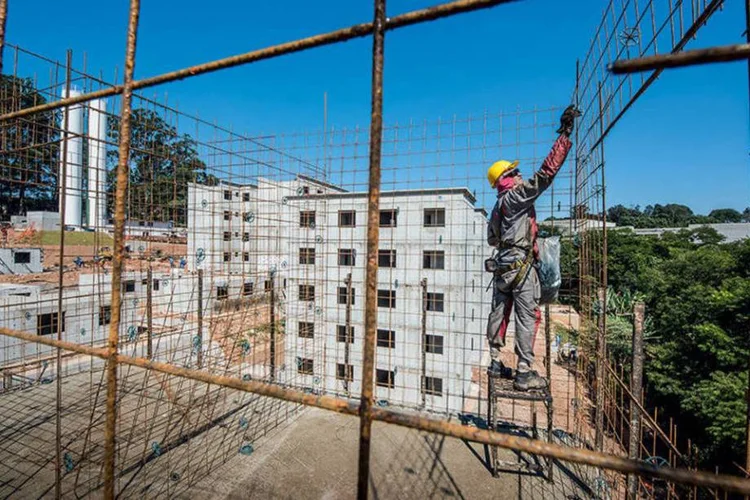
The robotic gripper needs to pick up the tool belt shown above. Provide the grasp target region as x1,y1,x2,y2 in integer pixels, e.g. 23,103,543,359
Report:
484,246,534,289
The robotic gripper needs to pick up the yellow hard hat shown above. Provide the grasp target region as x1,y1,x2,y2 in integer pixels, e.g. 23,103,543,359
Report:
487,160,519,187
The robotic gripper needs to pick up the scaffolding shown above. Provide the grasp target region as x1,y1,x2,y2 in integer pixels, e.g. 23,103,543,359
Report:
0,0,748,498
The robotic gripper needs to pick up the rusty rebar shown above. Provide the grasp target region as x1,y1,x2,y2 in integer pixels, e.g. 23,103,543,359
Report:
54,48,73,500
0,0,518,123
628,302,646,499
197,269,204,368
604,361,686,463
596,286,607,451
610,43,750,74
369,408,750,496
589,0,723,153
1,323,750,495
544,303,554,482
0,0,7,76
146,267,153,359
357,0,386,498
104,1,140,498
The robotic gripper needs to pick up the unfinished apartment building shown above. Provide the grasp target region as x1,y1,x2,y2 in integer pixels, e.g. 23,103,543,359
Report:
186,175,344,277
283,188,491,413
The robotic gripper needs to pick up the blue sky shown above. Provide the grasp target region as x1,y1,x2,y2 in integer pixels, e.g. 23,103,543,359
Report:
5,0,749,214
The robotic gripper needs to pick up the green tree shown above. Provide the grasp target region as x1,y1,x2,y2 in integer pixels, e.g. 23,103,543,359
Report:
606,227,750,467
0,75,60,216
708,208,743,223
106,108,217,225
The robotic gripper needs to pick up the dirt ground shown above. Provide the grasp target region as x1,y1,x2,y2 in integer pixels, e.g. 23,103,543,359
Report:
0,231,186,286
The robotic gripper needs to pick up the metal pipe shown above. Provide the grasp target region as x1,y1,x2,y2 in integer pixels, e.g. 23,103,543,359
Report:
104,1,140,497
627,302,646,499
1,324,750,495
357,0,386,498
0,0,519,123
610,42,750,74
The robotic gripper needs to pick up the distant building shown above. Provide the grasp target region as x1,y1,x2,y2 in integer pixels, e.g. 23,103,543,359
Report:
626,222,750,243
186,176,344,275
11,211,60,231
538,218,617,236
0,248,43,275
282,187,490,414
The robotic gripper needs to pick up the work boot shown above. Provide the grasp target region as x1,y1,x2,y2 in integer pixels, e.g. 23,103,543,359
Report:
487,360,513,379
513,370,548,391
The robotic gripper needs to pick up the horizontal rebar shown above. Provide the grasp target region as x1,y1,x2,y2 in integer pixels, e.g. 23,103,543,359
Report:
370,409,750,496
610,42,750,74
1,325,749,495
0,0,518,122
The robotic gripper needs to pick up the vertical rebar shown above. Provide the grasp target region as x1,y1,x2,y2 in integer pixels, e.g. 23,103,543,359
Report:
0,0,7,76
357,0,386,497
197,269,204,369
55,48,73,500
146,267,153,359
544,303,553,482
421,277,427,408
596,286,606,451
269,273,276,381
598,82,608,299
573,59,581,443
104,1,141,497
344,273,352,395
627,301,645,499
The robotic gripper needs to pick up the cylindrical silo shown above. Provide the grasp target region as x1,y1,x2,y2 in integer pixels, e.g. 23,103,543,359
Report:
87,98,108,229
59,88,84,228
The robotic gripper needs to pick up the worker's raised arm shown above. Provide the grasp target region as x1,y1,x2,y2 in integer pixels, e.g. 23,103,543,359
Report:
509,105,579,204
512,134,572,202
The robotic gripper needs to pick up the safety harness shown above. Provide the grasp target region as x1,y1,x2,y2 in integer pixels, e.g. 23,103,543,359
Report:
484,193,535,290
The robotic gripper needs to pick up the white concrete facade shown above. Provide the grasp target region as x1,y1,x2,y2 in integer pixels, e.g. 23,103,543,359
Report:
10,211,61,231
283,188,491,414
186,175,344,278
0,248,43,275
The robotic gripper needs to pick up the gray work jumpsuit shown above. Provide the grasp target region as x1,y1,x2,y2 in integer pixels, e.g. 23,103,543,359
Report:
486,135,572,370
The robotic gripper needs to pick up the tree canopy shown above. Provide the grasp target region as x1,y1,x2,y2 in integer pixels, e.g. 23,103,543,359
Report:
605,227,750,467
0,74,60,217
606,203,749,228
106,108,217,226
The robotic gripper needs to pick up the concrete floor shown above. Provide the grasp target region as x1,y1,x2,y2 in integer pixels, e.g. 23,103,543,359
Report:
188,407,597,500
0,363,601,499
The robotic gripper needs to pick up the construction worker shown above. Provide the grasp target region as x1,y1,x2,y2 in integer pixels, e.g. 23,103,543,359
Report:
485,105,579,391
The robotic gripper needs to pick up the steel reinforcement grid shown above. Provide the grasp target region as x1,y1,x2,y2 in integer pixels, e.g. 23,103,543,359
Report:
0,0,748,498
